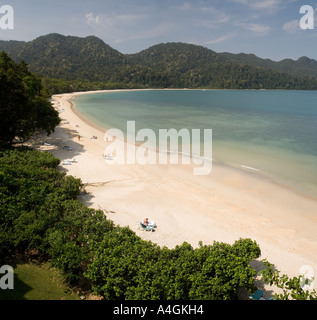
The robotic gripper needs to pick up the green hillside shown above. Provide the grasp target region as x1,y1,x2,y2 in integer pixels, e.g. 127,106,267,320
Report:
1,33,317,93
221,52,317,79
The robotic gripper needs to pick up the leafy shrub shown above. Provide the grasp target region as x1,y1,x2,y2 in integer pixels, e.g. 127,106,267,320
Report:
86,238,260,300
259,259,317,300
1,147,261,299
0,147,81,255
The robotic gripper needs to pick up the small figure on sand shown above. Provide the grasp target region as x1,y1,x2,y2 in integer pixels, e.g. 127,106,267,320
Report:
78,135,80,141
143,218,156,228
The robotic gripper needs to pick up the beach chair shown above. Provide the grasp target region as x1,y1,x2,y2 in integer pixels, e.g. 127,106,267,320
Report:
139,222,154,232
62,161,72,165
103,153,113,160
148,221,156,228
249,289,265,300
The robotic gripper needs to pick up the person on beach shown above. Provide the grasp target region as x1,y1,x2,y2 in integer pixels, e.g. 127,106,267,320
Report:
143,218,156,228
78,135,80,141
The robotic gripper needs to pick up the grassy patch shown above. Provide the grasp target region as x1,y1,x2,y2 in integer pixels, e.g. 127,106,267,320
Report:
0,263,80,300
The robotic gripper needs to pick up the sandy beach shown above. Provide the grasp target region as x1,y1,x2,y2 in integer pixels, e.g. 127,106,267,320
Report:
29,90,317,298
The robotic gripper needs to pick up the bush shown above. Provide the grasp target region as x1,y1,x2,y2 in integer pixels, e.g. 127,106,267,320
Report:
1,147,261,299
259,259,317,300
85,238,260,300
0,147,81,255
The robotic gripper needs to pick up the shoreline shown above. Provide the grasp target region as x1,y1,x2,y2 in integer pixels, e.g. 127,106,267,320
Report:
71,89,317,202
35,90,317,298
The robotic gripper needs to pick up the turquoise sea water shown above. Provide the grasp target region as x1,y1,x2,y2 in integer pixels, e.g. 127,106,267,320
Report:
74,90,317,198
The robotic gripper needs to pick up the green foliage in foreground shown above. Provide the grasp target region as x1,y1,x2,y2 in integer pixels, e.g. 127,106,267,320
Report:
85,231,261,300
0,147,262,299
259,259,317,300
0,52,60,147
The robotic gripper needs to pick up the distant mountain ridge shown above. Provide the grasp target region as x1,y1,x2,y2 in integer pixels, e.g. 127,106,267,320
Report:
221,52,317,79
0,34,126,82
1,33,317,92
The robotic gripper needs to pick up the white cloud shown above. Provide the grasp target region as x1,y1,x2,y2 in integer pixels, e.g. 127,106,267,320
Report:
283,19,300,34
234,21,271,35
178,2,230,25
233,0,302,14
85,13,113,29
232,0,282,13
198,7,230,24
203,34,235,45
85,12,148,30
180,2,192,11
250,0,281,10
85,13,101,27
85,10,162,47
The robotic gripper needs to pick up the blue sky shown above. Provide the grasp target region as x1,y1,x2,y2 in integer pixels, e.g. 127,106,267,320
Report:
1,0,317,61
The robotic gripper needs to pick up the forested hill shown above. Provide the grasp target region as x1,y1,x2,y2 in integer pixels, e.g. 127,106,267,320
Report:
0,33,126,82
1,33,317,93
221,52,317,80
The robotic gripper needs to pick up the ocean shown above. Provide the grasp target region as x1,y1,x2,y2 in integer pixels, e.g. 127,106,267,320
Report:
74,89,317,198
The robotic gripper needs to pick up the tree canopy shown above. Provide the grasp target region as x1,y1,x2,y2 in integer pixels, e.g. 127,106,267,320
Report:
0,147,262,300
0,51,60,147
1,34,317,94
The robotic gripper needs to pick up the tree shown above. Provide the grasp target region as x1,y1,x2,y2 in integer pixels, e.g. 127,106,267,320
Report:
1,147,263,298
0,52,60,148
85,238,261,300
259,259,317,300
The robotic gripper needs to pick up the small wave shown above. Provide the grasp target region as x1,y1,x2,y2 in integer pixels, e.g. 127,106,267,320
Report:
159,149,213,162
240,165,260,172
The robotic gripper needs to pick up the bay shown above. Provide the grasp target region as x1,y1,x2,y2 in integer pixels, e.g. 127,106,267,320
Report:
74,89,317,198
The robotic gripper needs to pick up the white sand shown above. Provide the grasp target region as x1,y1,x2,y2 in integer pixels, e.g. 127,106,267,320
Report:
30,91,317,298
